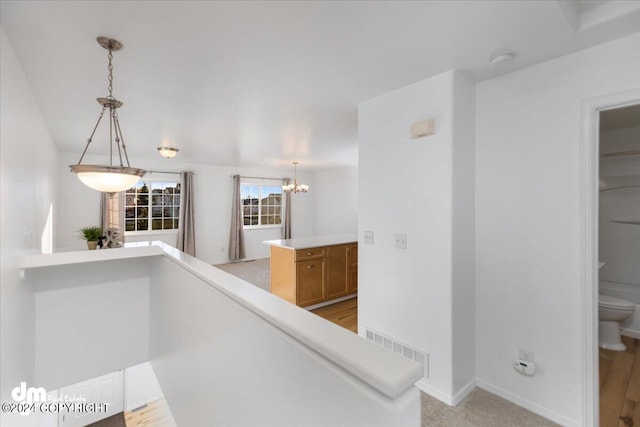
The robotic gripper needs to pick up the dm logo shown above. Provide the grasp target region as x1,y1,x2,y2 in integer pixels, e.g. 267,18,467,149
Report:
11,382,47,415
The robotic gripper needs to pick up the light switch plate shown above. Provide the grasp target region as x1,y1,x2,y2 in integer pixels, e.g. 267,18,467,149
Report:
394,233,407,250
363,230,374,245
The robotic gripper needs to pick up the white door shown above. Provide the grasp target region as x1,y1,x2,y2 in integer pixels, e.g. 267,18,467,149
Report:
58,370,124,427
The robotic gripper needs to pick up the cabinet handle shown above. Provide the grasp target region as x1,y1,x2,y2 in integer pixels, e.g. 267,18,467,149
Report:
347,248,350,255
307,252,313,255
307,265,315,269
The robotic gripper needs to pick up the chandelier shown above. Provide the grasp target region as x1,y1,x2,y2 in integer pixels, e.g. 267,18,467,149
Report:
282,161,309,193
69,37,145,193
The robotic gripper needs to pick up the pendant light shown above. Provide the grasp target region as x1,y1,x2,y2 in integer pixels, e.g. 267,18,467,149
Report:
69,37,145,193
282,161,309,193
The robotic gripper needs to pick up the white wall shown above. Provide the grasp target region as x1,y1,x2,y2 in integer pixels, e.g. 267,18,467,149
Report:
451,72,476,399
149,255,420,427
475,33,640,425
32,259,151,389
57,152,315,264
599,126,640,288
0,29,58,427
125,362,164,412
313,166,358,236
358,70,475,403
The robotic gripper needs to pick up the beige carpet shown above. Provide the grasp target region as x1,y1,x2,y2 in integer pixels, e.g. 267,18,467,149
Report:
215,258,558,426
214,258,271,292
422,388,558,426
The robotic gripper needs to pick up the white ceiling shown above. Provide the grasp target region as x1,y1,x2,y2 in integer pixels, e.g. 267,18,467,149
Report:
1,1,639,171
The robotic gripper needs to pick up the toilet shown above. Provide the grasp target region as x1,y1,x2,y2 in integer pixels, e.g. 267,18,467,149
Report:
599,294,635,351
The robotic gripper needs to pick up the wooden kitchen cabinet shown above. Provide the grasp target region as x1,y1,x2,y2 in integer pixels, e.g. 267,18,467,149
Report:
296,257,326,306
270,241,358,307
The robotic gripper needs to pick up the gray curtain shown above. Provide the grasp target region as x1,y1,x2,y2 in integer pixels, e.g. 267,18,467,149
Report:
177,172,196,256
281,178,292,239
229,175,246,260
100,192,125,248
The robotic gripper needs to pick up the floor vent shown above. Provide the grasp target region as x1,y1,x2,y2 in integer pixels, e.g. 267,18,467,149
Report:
365,328,429,378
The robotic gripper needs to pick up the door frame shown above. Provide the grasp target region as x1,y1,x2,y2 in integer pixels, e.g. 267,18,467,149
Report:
579,88,640,427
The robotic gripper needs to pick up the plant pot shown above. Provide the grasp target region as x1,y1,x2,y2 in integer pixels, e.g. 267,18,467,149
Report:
87,241,98,250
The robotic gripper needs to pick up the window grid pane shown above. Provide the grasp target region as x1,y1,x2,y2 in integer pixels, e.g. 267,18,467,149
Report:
241,183,283,228
124,180,180,233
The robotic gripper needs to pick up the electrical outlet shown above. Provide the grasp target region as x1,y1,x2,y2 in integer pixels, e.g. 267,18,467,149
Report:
519,348,534,362
394,233,407,250
363,230,374,245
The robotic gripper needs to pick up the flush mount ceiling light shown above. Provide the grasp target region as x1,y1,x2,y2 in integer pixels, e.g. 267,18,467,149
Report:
157,146,179,158
282,161,309,193
489,50,516,68
69,37,145,193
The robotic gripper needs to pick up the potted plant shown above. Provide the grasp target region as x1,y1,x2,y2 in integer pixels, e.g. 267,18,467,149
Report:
79,226,103,250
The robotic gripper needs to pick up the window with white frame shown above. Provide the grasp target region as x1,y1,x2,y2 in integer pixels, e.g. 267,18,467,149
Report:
125,180,180,233
241,183,282,227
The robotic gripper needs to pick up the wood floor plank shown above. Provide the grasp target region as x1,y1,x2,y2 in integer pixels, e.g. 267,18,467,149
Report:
627,344,640,402
311,298,358,333
125,399,176,427
601,348,636,427
601,355,612,392
618,399,640,427
622,335,636,355
601,338,640,427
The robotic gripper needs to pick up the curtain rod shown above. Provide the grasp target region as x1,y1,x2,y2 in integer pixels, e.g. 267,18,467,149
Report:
600,149,640,158
146,170,194,175
233,175,286,181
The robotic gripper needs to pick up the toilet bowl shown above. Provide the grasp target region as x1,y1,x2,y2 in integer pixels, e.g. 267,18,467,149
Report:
599,294,635,351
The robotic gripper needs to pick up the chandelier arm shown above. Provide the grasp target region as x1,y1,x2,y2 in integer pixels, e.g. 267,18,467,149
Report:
109,106,114,166
77,106,107,164
112,110,124,167
114,115,131,168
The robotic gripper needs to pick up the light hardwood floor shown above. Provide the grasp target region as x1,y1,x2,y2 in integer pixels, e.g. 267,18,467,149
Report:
600,336,640,427
310,297,358,333
124,399,177,427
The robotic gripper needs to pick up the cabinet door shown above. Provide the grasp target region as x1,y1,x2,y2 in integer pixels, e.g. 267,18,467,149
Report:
326,245,349,300
347,244,358,294
296,258,326,306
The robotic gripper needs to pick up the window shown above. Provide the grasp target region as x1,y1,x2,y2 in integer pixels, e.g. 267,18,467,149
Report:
125,181,180,233
241,183,282,227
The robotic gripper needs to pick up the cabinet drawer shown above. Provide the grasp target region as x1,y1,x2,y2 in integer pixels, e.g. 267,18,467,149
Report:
295,247,325,261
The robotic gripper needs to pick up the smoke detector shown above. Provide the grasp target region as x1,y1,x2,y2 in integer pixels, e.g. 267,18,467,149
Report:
489,50,516,68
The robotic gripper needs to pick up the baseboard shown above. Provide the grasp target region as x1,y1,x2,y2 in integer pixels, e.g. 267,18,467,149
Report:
452,379,476,405
475,379,579,427
415,378,475,406
415,378,454,406
622,327,640,340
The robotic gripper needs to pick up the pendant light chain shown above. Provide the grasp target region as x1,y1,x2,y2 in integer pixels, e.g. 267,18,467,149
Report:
107,48,114,98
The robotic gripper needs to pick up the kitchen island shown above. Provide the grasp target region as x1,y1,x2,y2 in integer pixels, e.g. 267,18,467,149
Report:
264,235,358,308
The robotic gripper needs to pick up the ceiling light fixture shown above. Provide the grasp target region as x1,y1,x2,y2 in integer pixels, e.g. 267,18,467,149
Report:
489,50,516,68
69,37,145,193
282,161,309,193
157,146,179,158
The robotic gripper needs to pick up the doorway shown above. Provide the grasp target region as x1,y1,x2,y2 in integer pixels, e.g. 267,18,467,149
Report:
581,89,640,427
596,104,640,426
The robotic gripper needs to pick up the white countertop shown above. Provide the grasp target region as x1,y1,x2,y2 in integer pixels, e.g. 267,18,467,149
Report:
264,234,358,250
19,243,164,269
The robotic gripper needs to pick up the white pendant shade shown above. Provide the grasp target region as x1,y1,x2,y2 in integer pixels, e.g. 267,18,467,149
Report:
72,165,145,193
